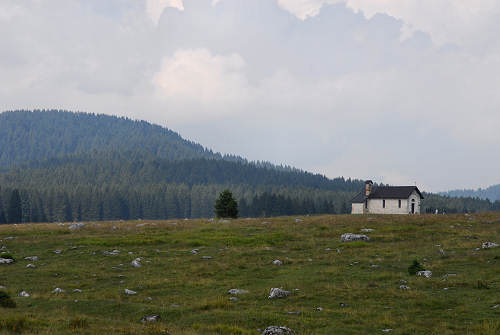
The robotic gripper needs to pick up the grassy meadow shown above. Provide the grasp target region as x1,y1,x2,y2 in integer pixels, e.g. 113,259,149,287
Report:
0,214,499,334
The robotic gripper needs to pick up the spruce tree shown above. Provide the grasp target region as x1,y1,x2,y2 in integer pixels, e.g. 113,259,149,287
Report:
7,189,22,223
214,190,238,219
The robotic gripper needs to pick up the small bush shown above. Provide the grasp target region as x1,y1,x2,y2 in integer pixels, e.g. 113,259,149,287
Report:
69,317,89,329
0,291,16,308
476,280,489,289
408,259,425,275
0,316,26,333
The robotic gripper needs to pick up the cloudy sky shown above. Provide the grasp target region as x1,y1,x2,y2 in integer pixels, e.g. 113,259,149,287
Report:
1,0,500,191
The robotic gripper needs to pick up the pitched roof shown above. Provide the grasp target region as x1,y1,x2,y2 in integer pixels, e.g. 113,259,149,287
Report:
351,186,424,203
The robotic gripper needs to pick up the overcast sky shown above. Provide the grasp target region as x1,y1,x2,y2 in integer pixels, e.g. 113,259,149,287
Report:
1,0,500,192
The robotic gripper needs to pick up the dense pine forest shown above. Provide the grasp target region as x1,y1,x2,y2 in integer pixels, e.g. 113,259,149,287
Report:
0,110,499,224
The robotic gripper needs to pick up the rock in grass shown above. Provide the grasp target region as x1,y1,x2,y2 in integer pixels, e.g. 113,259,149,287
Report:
262,326,295,335
124,289,137,295
131,258,142,268
73,289,82,293
52,288,65,293
24,256,39,261
0,291,16,308
140,315,160,323
417,270,432,278
228,289,248,295
53,250,62,254
26,263,36,268
382,329,393,333
272,260,283,265
18,291,30,297
482,242,499,249
268,288,290,299
68,222,85,230
0,258,14,264
399,285,411,290
229,297,239,302
340,233,370,242
201,256,212,260
191,249,199,254
360,228,374,232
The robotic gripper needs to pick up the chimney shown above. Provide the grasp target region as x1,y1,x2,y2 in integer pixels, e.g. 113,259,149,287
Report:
365,180,373,197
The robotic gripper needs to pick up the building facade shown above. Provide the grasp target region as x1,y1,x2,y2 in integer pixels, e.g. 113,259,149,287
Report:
351,180,424,215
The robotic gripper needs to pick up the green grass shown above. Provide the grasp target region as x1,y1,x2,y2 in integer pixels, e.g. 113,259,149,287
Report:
0,214,499,334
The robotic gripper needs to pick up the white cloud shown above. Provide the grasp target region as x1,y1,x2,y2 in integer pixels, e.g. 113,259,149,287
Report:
146,0,184,24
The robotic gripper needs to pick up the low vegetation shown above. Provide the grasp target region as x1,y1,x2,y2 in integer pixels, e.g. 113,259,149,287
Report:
0,213,499,334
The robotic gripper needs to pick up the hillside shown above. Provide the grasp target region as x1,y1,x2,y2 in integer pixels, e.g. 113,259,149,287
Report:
0,214,499,334
0,110,365,222
0,110,220,168
442,185,500,202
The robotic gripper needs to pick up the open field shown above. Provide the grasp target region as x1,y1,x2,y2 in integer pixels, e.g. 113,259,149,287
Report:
0,214,499,334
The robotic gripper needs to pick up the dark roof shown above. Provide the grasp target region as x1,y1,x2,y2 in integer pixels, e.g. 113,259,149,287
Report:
351,186,424,203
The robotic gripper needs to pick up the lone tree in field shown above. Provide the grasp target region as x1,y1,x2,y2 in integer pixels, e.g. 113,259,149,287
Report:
214,190,238,219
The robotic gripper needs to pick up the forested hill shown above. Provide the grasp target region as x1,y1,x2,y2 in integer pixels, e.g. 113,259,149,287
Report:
0,110,223,168
441,184,500,202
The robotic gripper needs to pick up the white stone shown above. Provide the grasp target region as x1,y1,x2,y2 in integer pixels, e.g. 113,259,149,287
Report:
272,260,283,265
54,250,62,254
24,256,39,261
262,326,295,335
68,223,85,230
26,263,36,268
399,285,411,290
340,233,370,242
228,289,248,295
417,270,432,278
201,256,212,260
191,249,199,254
124,289,137,295
268,288,290,299
52,288,65,293
482,242,499,249
73,289,82,293
360,228,374,232
131,258,142,267
0,258,14,264
295,218,304,223
141,315,160,323
18,291,30,297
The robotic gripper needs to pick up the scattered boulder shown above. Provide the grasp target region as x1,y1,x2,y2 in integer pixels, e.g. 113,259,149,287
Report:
268,288,290,299
262,326,295,335
0,258,14,265
417,270,432,278
52,288,65,293
316,307,323,311
360,228,374,232
103,250,120,256
73,289,82,293
140,315,161,323
191,249,199,254
131,258,142,268
482,242,499,249
53,250,62,254
228,289,248,295
18,291,30,297
340,233,370,242
68,223,85,230
24,256,39,261
272,260,283,265
229,297,239,302
382,329,393,333
201,256,213,260
399,285,411,290
26,263,36,268
295,219,304,223
124,289,137,295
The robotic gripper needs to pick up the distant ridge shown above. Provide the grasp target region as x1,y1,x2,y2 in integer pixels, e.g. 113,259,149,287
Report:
441,184,500,202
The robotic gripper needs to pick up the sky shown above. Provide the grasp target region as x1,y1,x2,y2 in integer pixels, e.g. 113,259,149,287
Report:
1,0,500,192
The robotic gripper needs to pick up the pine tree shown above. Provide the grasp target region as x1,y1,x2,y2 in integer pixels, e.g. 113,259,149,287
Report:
214,190,238,219
7,189,23,223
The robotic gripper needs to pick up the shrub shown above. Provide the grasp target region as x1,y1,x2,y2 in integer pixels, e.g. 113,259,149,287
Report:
0,291,16,308
476,280,489,289
69,317,89,329
408,259,425,275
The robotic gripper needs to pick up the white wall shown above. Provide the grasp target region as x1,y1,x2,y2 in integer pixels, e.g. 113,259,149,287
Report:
352,203,364,214
367,198,408,214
